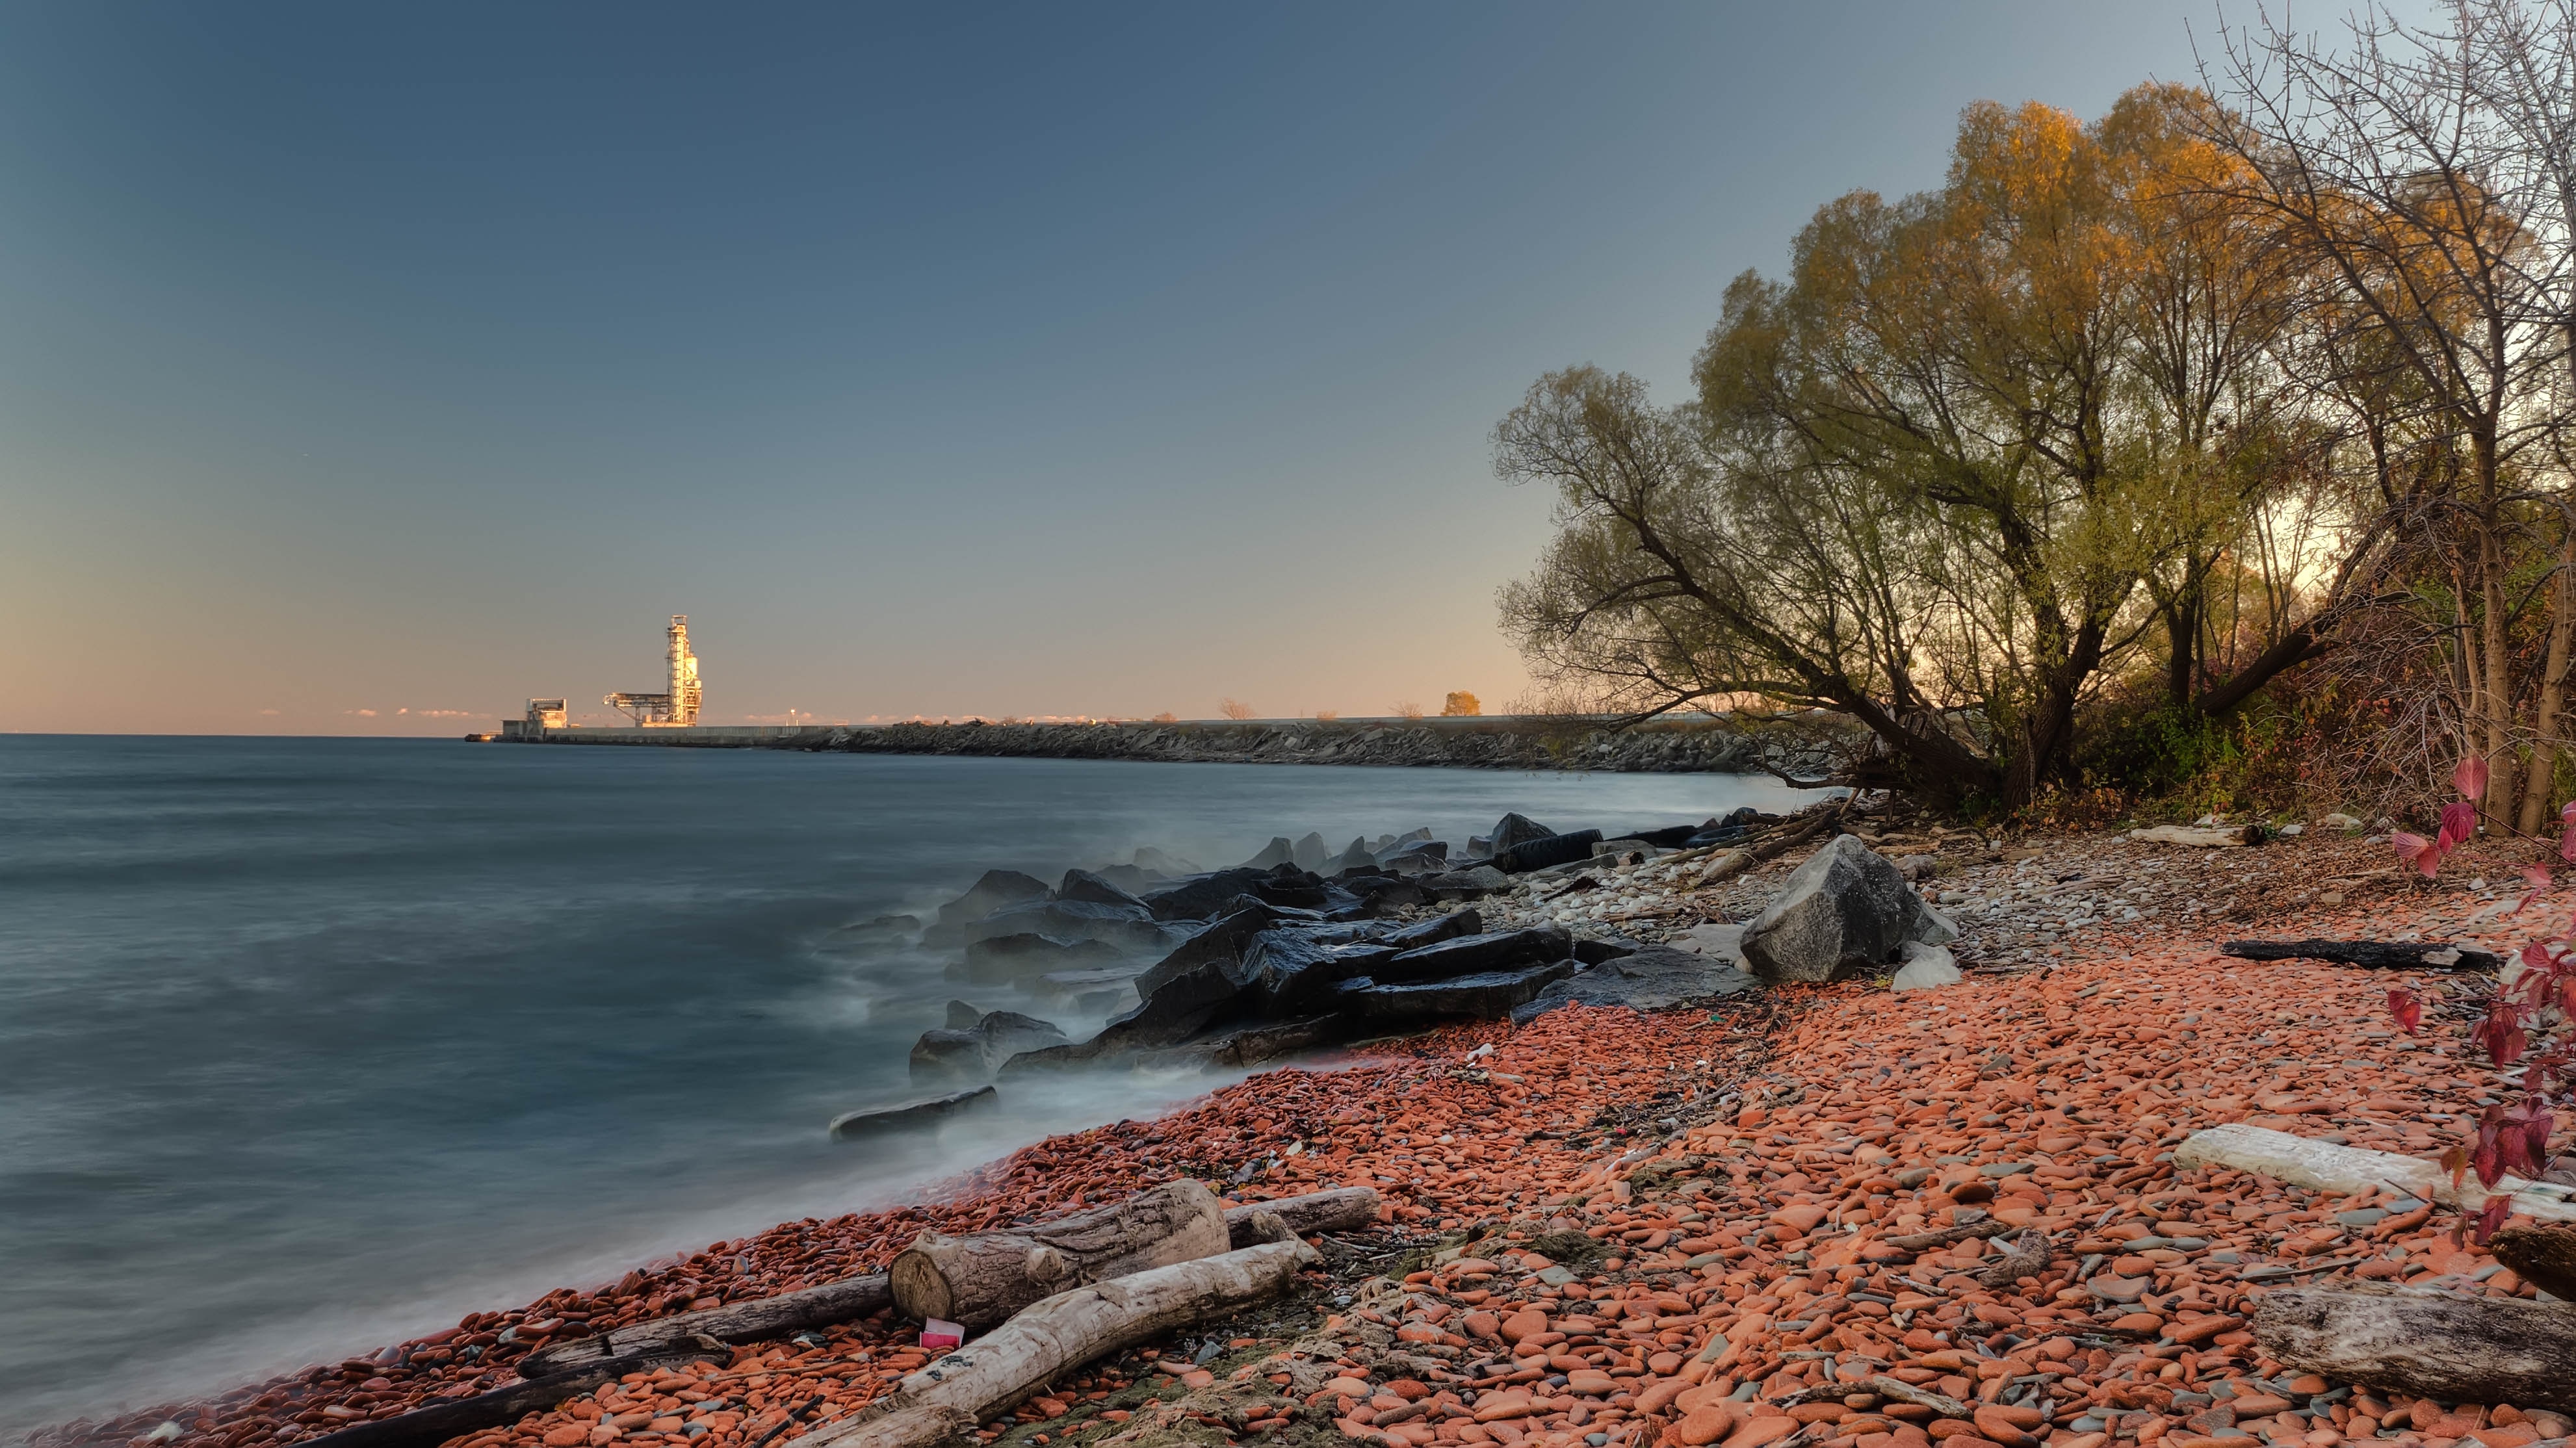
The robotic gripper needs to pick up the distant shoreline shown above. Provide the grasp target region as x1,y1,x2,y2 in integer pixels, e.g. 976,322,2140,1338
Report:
478,714,1860,777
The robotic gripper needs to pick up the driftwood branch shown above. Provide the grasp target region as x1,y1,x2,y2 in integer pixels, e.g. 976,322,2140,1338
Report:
2176,1122,2576,1222
1974,1229,2053,1289
1223,1186,1379,1247
2252,1280,2576,1413
523,1276,891,1378
2130,825,2266,847
801,1239,1317,1448
1863,1376,1971,1419
1884,1219,2010,1252
2492,1223,2576,1301
2218,939,2502,972
891,1178,1230,1330
304,1338,730,1448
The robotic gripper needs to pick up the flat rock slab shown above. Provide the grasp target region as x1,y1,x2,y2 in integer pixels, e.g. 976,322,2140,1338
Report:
1511,945,1759,1025
1340,960,1578,1022
829,1086,1000,1141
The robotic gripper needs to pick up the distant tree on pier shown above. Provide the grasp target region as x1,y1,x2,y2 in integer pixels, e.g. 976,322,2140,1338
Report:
1441,692,1481,717
1219,698,1255,719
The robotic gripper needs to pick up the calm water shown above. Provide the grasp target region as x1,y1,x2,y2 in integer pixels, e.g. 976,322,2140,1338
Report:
0,736,1809,1434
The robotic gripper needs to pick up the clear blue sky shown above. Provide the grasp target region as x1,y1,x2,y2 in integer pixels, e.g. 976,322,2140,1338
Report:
2,2,2250,732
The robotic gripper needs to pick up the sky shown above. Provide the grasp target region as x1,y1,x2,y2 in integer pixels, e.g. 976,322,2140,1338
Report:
1,1,2263,734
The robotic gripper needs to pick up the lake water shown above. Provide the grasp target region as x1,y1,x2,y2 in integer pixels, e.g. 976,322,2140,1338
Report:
0,736,1809,1435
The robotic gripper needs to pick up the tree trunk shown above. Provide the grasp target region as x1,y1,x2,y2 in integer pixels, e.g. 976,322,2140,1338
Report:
302,1337,731,1448
521,1274,892,1379
2519,515,2576,835
889,1178,1230,1330
803,1240,1316,1448
1224,1187,1380,1246
2480,507,2516,834
2252,1280,2576,1413
2491,1222,2576,1302
2218,939,2503,972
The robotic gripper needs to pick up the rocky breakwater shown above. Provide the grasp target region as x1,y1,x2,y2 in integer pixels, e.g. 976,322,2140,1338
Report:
828,805,1976,1137
779,714,1860,776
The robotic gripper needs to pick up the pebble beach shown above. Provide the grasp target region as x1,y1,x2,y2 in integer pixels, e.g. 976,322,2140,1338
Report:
35,827,2573,1448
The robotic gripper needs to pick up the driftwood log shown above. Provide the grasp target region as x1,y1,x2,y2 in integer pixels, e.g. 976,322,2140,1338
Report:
302,1337,729,1448
1884,1219,2010,1252
521,1273,892,1378
1973,1229,2053,1289
803,1239,1316,1448
2131,825,2265,847
2176,1122,2576,1222
2493,1222,2576,1300
2252,1280,2576,1413
1223,1186,1380,1247
2218,938,2502,972
891,1178,1230,1330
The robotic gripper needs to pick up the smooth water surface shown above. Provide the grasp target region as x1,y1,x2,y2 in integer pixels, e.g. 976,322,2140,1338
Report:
0,737,1810,1434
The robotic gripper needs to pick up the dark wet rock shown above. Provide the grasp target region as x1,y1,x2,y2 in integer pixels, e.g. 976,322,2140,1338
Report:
964,898,1174,951
1035,967,1138,1012
944,999,983,1029
995,1040,1098,1078
1240,929,1399,1016
910,1009,1070,1082
1138,867,1275,922
1338,960,1579,1024
1571,933,1644,964
957,931,1129,980
1133,1014,1347,1072
1379,924,1572,983
1134,902,1297,998
829,1086,999,1141
1057,868,1151,911
1377,840,1450,875
1382,908,1482,951
1739,834,1942,983
1489,813,1556,854
1240,836,1296,870
924,870,1053,944
1331,873,1428,918
1509,945,1759,1026
1132,846,1201,877
1493,829,1603,873
1241,864,1333,910
1329,837,1377,873
1422,864,1509,899
1630,824,1707,848
827,912,921,945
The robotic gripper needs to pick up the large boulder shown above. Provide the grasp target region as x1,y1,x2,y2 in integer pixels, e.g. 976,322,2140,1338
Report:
1329,837,1378,873
1240,837,1297,870
1423,864,1509,899
1379,924,1572,983
1510,946,1758,1025
1333,873,1429,917
1057,868,1151,911
828,1086,998,1141
1489,813,1556,854
1382,909,1481,951
1337,961,1579,1023
1739,834,1949,983
1132,846,1202,877
927,870,1053,943
1290,832,1333,871
1240,929,1398,1015
909,1009,1070,1083
1377,840,1450,875
963,898,1175,952
1138,867,1274,922
1494,830,1602,873
1134,902,1299,998
956,931,1128,981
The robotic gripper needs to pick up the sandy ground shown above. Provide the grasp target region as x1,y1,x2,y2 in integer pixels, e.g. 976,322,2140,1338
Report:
36,829,2574,1448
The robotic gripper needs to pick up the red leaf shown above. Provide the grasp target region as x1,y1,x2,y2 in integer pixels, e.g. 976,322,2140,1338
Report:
2391,831,2443,877
2439,801,2477,851
2441,1143,2472,1189
2471,1000,2529,1068
2517,864,2555,912
2471,1193,2512,1246
2473,1121,2504,1189
2388,986,2423,1035
2457,755,2491,801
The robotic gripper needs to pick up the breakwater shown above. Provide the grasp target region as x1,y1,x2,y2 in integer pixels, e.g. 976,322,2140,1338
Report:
508,714,1860,776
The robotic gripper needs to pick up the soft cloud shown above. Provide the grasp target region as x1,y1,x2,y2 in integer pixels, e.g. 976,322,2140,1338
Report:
345,708,378,718
259,708,280,716
414,709,476,719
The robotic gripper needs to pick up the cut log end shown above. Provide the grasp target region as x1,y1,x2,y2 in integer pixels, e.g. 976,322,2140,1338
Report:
2254,1280,2576,1414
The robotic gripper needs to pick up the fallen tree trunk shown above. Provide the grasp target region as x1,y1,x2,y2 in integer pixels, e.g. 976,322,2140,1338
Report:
1223,1186,1379,1247
891,1178,1230,1330
2129,825,2265,847
2252,1280,2576,1413
521,1274,892,1379
1699,810,1842,885
2218,939,2501,972
802,1239,1316,1448
304,1337,729,1448
2174,1122,2576,1222
2492,1222,2576,1301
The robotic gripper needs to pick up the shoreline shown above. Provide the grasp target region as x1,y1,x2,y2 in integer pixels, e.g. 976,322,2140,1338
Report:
37,827,2569,1448
486,717,1860,779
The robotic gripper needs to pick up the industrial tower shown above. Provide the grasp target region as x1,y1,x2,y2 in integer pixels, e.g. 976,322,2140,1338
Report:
606,615,703,726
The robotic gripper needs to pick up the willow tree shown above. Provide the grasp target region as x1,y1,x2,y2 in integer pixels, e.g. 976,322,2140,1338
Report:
1499,89,2334,810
